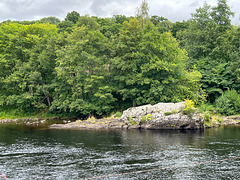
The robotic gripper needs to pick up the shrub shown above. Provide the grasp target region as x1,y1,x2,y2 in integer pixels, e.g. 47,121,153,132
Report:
146,114,153,120
128,116,137,125
129,119,138,125
217,117,223,123
140,114,153,124
215,89,240,116
197,102,214,113
115,112,123,118
203,112,211,122
183,99,197,116
140,116,147,124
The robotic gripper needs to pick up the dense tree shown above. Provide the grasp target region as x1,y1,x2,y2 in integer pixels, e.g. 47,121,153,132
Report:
113,15,130,24
77,15,100,30
52,26,115,116
210,0,234,32
0,23,58,111
111,19,203,107
65,11,80,24
40,16,61,24
150,16,173,33
2,0,237,117
171,21,189,38
111,18,143,107
178,0,234,102
57,21,73,33
150,16,168,26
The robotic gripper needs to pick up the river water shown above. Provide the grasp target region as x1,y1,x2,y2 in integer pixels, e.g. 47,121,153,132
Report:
0,125,239,180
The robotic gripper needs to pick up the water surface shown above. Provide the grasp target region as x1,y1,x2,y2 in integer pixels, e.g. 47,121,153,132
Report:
0,125,239,179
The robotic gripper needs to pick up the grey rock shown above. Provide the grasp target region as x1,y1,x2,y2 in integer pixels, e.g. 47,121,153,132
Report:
121,102,204,130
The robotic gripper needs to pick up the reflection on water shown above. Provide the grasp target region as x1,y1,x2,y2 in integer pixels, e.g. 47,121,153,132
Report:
0,124,239,179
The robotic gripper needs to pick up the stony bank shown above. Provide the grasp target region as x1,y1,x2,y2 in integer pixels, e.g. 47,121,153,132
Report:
50,102,204,130
1,102,240,130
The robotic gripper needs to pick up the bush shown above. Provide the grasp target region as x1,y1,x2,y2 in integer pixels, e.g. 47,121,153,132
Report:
197,102,214,113
140,114,152,124
140,116,147,124
203,112,211,122
146,114,153,120
128,116,138,125
183,99,197,116
215,89,240,116
115,112,123,118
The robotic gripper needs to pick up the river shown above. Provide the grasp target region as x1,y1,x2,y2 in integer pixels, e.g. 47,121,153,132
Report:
0,125,239,179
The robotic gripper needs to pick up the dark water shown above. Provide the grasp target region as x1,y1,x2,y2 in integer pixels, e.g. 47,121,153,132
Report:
0,125,239,180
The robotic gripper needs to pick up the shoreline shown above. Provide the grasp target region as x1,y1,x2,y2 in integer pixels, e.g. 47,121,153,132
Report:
0,115,240,130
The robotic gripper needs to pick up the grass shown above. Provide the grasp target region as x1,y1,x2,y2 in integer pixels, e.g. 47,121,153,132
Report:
101,111,123,119
87,115,96,121
0,107,68,120
0,111,57,120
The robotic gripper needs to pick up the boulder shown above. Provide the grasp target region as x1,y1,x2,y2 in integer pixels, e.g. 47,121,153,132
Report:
120,102,185,121
120,102,204,130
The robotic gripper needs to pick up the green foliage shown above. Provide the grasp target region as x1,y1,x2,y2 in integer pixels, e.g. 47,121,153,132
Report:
140,114,152,124
183,99,197,116
178,0,236,102
0,106,59,120
203,112,211,122
217,117,223,123
112,18,203,108
52,26,116,116
140,116,147,124
113,15,130,24
2,0,239,118
77,15,100,30
146,114,152,120
216,89,240,115
65,11,80,24
57,21,73,33
129,116,133,121
197,102,214,113
39,17,60,24
115,112,123,118
128,116,138,125
164,112,173,116
0,23,58,112
164,109,179,116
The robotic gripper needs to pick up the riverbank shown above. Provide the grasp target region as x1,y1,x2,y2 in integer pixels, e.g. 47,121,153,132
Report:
49,115,240,130
1,115,239,130
1,101,240,130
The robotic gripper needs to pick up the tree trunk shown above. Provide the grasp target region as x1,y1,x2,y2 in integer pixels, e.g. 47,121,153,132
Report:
133,99,136,107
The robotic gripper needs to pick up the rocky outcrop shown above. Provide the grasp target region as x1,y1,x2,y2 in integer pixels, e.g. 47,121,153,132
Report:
140,113,204,130
120,102,185,121
120,102,204,130
49,102,204,130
